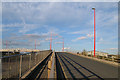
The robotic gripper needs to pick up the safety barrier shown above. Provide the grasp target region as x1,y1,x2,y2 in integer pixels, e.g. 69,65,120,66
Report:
1,50,52,79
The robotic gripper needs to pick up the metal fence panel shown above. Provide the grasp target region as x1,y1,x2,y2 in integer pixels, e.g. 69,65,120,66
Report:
1,50,52,79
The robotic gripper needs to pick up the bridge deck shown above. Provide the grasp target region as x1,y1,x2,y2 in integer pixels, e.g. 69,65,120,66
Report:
56,52,118,79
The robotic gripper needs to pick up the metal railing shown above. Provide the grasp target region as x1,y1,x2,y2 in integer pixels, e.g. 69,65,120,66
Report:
1,50,52,79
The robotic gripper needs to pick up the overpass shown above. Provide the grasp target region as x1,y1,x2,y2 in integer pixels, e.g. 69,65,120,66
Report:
0,51,119,80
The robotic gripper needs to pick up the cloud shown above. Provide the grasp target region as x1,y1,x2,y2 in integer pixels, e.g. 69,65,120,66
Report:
2,22,38,33
77,37,86,40
72,33,93,42
25,34,47,38
69,31,82,34
45,38,50,41
55,42,63,44
2,41,32,47
2,23,22,27
3,2,118,28
2,33,49,47
87,34,93,38
3,31,63,47
9,33,47,41
109,48,118,50
72,36,87,42
99,38,103,41
2,2,118,51
68,28,93,35
64,47,71,50
2,2,118,34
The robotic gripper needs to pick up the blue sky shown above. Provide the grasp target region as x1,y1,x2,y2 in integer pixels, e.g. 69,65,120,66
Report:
1,2,118,54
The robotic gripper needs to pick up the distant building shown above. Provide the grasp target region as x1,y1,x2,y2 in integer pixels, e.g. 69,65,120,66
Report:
108,54,117,59
87,51,108,57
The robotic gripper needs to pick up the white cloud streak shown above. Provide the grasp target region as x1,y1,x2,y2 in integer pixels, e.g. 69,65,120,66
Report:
72,33,93,42
55,42,63,44
1,0,119,2
72,36,87,42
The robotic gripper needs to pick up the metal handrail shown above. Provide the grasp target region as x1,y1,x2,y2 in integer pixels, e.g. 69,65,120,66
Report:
0,52,32,59
1,50,52,59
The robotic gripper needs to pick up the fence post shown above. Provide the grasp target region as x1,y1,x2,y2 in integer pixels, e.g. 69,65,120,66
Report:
48,59,51,78
8,51,11,78
35,53,36,65
8,57,11,78
29,54,31,70
19,55,22,79
48,53,53,78
0,58,1,80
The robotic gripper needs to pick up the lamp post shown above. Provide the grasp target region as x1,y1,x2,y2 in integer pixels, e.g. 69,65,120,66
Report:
92,8,96,57
50,32,52,50
62,38,64,52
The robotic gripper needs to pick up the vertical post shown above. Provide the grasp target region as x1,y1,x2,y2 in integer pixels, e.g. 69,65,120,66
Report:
50,33,52,50
63,38,64,52
29,54,31,69
92,8,96,57
48,53,53,78
35,53,36,65
8,51,10,78
48,60,51,78
19,55,22,79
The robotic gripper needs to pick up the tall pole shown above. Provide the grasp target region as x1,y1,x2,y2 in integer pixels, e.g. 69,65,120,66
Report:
50,33,52,50
62,38,64,52
92,8,96,57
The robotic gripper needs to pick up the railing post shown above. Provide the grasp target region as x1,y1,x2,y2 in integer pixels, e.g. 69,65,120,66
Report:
48,60,51,78
29,54,31,70
35,53,36,65
0,58,1,80
48,52,53,78
8,57,10,78
19,55,22,80
8,51,11,78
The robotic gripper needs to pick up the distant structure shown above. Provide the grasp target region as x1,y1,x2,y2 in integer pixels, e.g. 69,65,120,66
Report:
87,51,108,57
0,48,40,53
108,54,118,59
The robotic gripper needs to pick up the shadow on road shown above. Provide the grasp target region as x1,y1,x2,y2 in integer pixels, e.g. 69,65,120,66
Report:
62,54,104,80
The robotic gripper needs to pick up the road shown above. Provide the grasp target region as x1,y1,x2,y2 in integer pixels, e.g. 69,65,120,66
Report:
56,52,118,79
0,59,2,80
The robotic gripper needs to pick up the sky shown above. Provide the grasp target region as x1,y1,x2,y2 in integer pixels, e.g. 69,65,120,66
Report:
1,2,118,54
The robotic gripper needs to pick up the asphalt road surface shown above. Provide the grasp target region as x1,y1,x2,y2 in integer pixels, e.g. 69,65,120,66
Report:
56,52,118,80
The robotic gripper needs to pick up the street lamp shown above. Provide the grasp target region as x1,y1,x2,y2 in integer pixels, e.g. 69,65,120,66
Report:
92,8,96,57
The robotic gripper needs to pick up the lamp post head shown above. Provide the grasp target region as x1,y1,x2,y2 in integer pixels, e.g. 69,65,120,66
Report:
92,8,95,10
